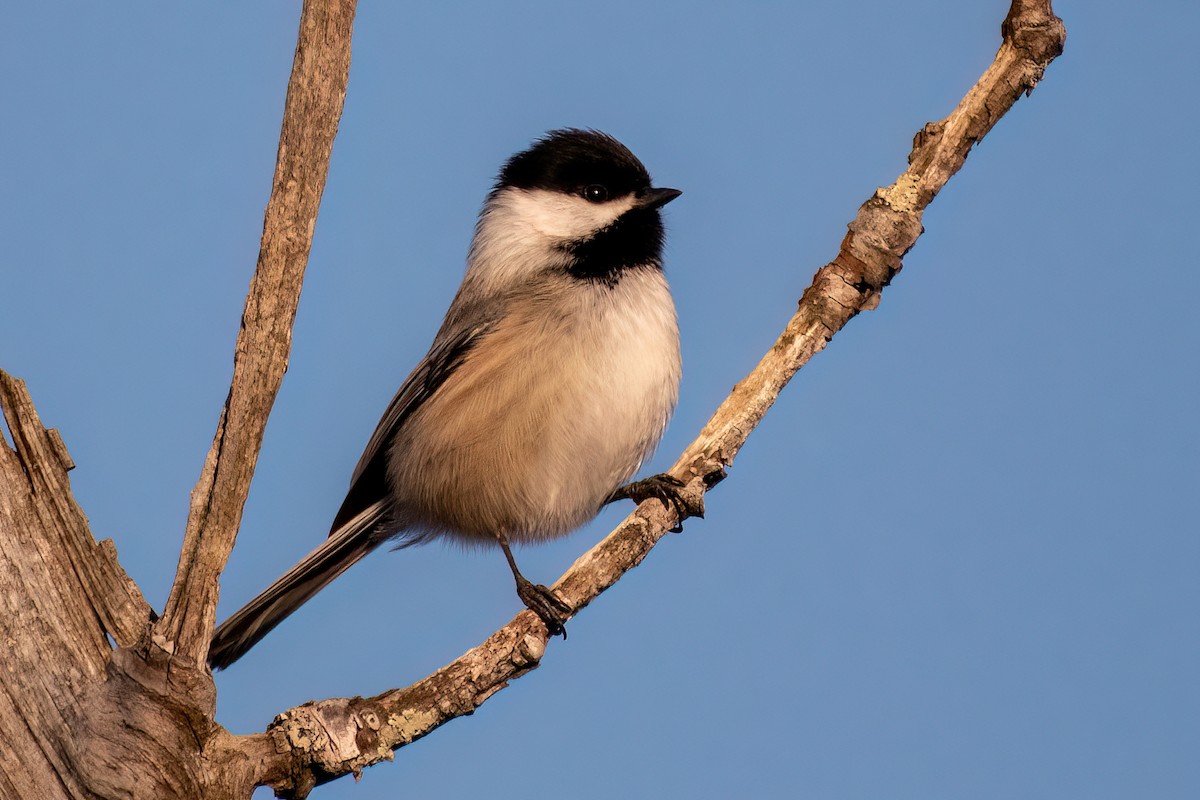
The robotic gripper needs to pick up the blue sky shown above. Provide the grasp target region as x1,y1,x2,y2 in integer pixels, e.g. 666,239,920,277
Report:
2,2,1197,798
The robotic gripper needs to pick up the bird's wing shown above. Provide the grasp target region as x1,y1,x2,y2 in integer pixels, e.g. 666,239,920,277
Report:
328,316,498,535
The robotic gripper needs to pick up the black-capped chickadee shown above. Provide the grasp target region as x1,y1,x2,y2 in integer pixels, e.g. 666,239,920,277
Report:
209,129,684,670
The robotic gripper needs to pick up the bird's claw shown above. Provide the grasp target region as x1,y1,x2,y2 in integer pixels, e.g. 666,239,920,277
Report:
609,473,702,531
515,576,571,638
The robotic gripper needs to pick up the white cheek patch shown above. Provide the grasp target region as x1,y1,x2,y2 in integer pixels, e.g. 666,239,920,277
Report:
501,188,636,242
467,187,643,290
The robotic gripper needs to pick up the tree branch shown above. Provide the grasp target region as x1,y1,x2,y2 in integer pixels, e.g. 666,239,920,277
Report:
155,0,358,665
670,0,1065,481
256,1,1066,796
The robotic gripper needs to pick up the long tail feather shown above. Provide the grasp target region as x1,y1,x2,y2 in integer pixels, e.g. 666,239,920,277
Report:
208,502,388,670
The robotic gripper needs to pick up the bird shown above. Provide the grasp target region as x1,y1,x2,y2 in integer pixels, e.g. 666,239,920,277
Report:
209,129,686,670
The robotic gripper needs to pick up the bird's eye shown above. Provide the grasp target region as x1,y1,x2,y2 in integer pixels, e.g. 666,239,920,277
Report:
582,184,608,203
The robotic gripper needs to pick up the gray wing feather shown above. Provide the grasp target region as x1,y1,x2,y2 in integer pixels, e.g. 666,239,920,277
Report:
351,320,495,486
329,314,499,534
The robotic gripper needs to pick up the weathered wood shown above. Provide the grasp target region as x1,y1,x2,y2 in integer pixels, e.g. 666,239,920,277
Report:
0,0,358,796
156,0,358,667
0,371,154,800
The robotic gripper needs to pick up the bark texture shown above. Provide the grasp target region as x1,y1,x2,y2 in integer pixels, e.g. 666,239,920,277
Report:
0,2,1063,799
158,0,357,667
1,0,356,797
0,373,153,800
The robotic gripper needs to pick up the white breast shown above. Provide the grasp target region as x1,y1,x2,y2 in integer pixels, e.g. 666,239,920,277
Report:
387,269,681,545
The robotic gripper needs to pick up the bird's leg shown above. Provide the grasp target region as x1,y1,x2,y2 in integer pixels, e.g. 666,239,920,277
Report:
605,473,702,531
495,531,571,637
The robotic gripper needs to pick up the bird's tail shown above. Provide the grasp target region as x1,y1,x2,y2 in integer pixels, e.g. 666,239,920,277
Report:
208,502,389,670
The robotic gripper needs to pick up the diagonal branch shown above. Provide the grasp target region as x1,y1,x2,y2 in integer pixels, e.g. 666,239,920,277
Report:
156,0,358,665
670,0,1066,483
253,2,1065,796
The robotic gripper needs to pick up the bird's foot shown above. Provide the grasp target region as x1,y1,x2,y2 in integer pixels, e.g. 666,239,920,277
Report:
608,473,703,531
514,576,571,638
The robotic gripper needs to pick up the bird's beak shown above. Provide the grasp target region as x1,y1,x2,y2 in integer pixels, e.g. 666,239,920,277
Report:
637,187,683,209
